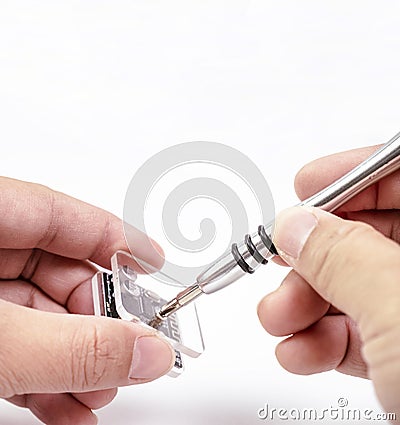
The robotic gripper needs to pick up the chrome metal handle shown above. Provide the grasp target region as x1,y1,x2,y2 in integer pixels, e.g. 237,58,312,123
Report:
300,131,400,211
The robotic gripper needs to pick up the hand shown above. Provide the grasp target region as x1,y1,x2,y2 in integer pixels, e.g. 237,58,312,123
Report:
257,146,400,418
0,177,174,425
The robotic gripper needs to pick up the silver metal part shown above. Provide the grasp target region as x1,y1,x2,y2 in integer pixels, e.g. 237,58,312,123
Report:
196,221,276,294
300,131,400,211
196,250,246,294
157,284,203,318
156,131,400,316
249,226,274,262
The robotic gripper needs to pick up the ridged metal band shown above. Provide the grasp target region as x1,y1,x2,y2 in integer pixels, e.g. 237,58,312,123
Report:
258,225,278,255
245,234,268,264
231,243,255,274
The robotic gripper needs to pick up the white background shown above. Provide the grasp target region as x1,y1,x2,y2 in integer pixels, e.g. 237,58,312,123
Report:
1,1,399,424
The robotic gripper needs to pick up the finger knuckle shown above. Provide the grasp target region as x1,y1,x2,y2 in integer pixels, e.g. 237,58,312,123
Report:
392,219,400,242
0,304,19,398
311,221,374,297
363,318,400,375
71,321,117,390
0,370,18,398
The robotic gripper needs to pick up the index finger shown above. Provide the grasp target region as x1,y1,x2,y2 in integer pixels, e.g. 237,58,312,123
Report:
294,145,400,211
0,177,163,269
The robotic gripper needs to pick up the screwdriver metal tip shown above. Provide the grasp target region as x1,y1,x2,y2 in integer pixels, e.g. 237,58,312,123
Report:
148,284,203,328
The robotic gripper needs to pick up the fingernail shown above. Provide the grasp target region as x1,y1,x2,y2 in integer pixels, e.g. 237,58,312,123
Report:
130,335,175,380
273,207,318,260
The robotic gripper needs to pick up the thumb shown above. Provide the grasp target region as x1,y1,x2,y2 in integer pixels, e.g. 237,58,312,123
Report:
0,301,175,398
272,206,400,342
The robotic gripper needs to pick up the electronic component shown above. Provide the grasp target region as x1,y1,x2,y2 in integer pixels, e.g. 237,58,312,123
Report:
92,251,204,377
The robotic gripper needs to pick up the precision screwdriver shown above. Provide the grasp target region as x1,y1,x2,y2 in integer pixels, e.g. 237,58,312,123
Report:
150,131,400,327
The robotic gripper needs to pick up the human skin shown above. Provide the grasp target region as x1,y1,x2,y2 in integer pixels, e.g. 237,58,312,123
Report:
257,145,400,420
0,177,175,425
